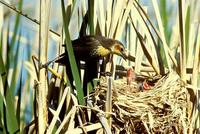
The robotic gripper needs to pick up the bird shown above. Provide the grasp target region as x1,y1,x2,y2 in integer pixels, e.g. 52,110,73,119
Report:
56,35,127,62
55,35,127,96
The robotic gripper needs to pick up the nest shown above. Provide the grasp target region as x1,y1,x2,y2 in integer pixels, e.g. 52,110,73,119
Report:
94,72,190,133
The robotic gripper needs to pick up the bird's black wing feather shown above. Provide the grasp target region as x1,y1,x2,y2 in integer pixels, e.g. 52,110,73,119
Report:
72,36,101,60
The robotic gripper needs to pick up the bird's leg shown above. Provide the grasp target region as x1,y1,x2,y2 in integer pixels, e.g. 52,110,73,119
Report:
100,55,113,77
32,55,63,80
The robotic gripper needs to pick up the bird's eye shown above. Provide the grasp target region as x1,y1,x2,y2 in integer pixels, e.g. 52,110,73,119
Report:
120,48,124,52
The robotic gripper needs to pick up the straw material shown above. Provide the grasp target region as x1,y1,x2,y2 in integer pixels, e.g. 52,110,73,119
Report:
95,71,190,133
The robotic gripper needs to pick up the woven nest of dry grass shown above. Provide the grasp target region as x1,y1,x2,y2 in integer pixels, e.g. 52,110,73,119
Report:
94,72,190,133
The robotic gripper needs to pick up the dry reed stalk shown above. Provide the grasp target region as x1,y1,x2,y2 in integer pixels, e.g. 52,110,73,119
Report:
105,76,113,126
38,0,51,133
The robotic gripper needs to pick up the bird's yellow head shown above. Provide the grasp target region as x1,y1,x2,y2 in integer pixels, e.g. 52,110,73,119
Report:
111,41,127,60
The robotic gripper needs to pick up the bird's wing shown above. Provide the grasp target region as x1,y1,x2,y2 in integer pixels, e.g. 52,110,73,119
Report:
72,36,102,59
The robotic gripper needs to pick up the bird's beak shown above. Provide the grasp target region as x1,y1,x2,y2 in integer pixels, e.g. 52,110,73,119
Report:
120,50,128,61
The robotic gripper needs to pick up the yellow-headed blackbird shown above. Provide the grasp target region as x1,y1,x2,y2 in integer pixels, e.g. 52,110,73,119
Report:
56,35,127,62
55,35,127,96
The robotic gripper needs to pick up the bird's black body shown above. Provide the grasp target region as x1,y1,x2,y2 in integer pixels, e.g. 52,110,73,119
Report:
56,35,126,96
